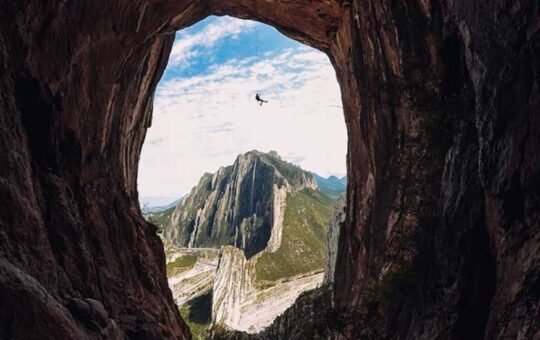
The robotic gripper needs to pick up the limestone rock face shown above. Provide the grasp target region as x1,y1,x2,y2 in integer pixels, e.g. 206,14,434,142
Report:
162,151,316,258
212,287,333,340
265,185,288,253
212,246,256,329
205,244,325,334
0,0,538,339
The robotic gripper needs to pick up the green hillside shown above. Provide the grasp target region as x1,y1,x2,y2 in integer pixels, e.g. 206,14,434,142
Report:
255,188,334,283
259,151,314,188
312,174,347,198
166,254,197,276
145,206,175,232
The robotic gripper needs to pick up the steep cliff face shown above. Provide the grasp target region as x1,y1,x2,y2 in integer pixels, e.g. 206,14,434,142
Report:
0,0,538,339
331,2,539,339
211,247,325,335
0,1,188,334
211,247,256,330
212,286,334,340
162,151,316,258
212,195,344,339
324,195,346,286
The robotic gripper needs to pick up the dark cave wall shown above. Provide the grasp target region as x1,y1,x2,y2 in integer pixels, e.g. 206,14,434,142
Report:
0,1,191,338
0,0,343,338
332,1,539,339
0,0,538,339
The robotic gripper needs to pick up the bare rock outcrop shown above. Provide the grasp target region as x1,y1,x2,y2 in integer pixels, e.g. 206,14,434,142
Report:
211,286,334,340
212,246,256,330
162,151,316,258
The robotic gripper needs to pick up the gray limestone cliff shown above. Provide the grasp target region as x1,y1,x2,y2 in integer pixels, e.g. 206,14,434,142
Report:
211,246,256,330
162,151,316,258
165,151,334,335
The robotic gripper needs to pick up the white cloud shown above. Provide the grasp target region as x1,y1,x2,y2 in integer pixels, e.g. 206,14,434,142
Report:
138,24,346,202
169,17,257,66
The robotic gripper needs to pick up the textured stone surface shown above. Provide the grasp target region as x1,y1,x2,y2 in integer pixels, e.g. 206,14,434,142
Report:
210,247,324,334
331,2,539,339
0,0,538,339
324,195,346,285
212,246,256,330
162,151,316,258
211,286,334,340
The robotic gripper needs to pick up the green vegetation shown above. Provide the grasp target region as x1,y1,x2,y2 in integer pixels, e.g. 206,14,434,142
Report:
166,254,197,277
255,188,334,283
180,292,212,340
312,174,347,198
260,152,309,187
145,206,175,232
159,151,321,252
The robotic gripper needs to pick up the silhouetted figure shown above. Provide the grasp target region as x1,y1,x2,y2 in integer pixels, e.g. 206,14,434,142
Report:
255,93,268,106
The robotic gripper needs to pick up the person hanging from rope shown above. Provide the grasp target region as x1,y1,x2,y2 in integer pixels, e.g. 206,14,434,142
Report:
255,93,268,106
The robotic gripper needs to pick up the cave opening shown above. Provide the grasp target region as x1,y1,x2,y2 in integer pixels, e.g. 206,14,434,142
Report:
3,1,531,339
138,15,347,337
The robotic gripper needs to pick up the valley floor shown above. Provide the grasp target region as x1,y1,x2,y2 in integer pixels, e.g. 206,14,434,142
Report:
169,255,218,307
166,245,323,335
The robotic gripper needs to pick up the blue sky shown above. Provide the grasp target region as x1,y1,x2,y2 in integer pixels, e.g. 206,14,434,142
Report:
138,16,346,207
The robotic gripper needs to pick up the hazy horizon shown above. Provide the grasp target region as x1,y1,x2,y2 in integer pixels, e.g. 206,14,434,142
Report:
140,149,346,208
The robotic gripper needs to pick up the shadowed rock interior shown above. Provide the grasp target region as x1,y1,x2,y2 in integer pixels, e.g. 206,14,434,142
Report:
0,0,538,339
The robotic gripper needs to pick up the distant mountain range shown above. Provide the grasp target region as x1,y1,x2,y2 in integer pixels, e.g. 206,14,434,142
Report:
141,197,183,214
312,173,347,197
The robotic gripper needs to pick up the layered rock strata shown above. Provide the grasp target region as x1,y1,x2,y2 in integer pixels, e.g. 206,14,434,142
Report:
211,247,324,334
162,151,316,259
211,246,256,330
211,286,334,340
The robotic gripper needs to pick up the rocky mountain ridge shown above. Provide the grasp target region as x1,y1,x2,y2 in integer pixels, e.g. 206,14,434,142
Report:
162,151,317,258
212,194,348,339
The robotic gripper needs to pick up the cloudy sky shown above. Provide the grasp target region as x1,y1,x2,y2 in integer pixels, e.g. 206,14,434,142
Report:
138,16,346,207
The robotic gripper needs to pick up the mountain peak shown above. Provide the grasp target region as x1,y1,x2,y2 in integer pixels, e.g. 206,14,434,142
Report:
162,150,317,258
232,150,317,191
